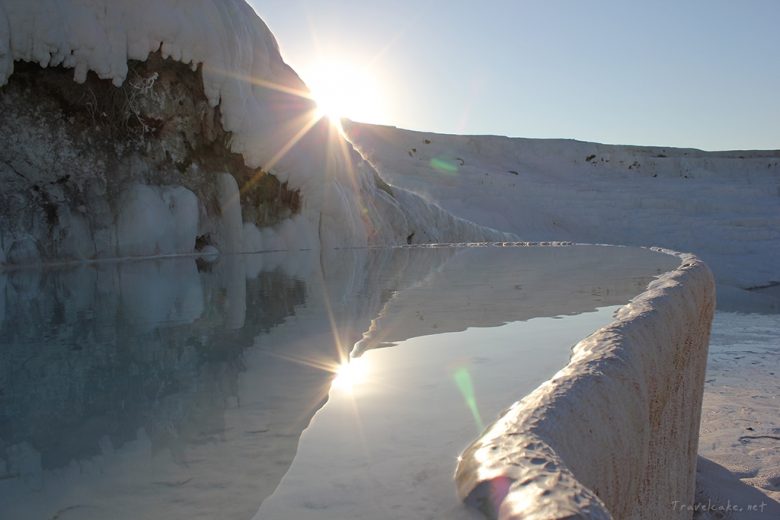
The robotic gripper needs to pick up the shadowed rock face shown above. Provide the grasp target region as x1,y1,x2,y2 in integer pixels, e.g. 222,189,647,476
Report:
0,54,301,264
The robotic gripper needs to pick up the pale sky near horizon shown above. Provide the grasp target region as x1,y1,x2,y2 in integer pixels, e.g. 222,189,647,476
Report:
251,0,779,151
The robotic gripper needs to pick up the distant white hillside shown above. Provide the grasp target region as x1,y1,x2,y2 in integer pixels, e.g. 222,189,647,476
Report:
346,122,780,288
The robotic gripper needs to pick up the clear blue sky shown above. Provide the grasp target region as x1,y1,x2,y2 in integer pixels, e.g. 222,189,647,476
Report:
250,0,779,150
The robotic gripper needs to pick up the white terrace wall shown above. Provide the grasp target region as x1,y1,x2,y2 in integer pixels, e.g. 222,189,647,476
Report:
455,252,715,520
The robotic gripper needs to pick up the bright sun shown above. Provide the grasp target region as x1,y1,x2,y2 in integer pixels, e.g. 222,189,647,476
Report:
305,60,384,124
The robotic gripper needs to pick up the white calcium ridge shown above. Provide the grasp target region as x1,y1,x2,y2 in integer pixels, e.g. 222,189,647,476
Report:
455,249,716,519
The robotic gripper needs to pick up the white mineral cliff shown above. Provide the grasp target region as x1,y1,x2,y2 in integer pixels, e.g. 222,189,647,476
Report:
0,0,509,265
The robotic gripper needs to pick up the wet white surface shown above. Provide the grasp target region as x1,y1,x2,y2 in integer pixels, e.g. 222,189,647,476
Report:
0,245,678,519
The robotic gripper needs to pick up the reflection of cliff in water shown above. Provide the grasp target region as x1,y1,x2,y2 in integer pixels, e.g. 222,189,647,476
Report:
0,245,676,520
0,256,306,470
256,245,683,520
0,247,457,520
354,245,680,355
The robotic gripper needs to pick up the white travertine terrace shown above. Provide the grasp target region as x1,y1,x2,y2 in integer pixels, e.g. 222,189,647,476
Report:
0,0,723,516
455,250,715,519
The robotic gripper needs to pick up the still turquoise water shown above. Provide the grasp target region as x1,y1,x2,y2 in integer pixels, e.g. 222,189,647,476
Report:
0,245,680,519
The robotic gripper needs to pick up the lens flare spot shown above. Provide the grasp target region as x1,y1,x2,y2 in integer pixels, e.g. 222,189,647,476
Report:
453,366,484,431
430,157,459,174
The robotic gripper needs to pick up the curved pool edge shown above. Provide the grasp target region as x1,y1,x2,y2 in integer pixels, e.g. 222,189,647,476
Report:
454,249,716,520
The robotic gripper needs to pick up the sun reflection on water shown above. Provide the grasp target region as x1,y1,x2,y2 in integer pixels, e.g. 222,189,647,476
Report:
332,356,370,392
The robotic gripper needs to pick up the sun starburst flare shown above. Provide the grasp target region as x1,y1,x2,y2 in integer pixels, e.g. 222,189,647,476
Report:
332,356,371,391
306,60,385,126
